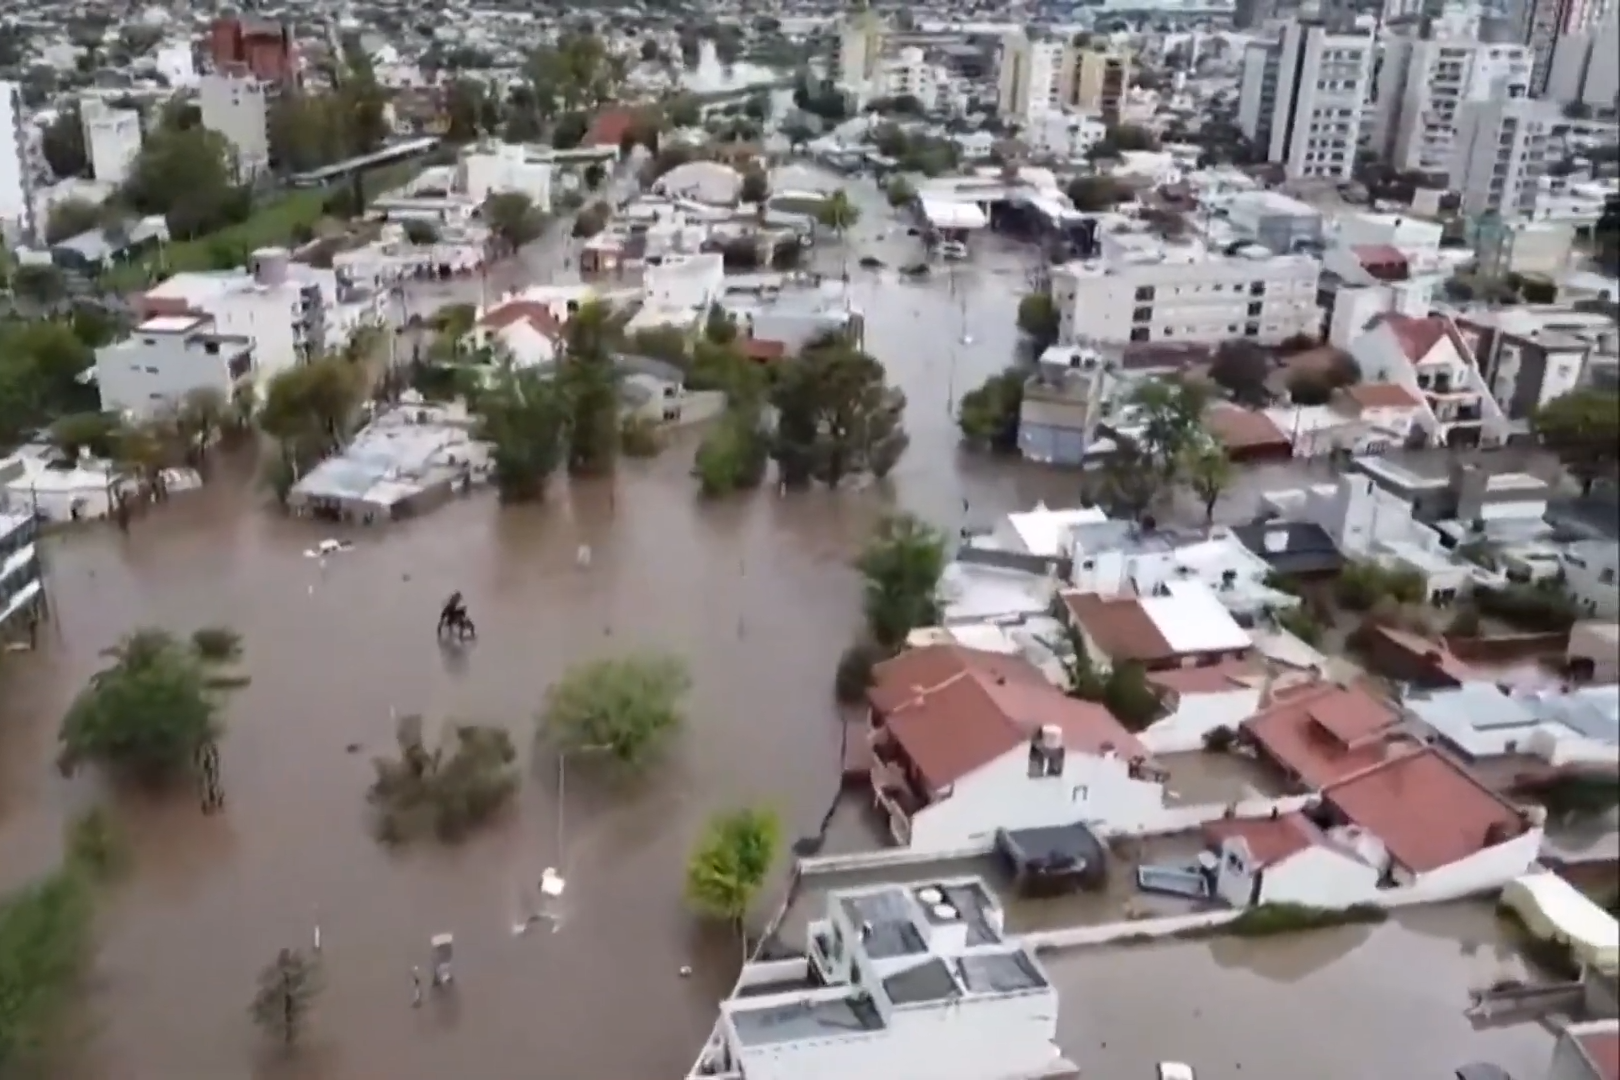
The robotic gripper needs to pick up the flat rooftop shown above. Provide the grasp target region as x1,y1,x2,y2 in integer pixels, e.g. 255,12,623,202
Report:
137,314,207,333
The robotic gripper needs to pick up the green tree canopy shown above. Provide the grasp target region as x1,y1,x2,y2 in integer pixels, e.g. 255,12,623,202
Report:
537,653,690,766
1532,388,1620,495
257,355,363,452
958,370,1024,451
769,337,909,488
685,806,782,933
0,869,94,1070
57,628,239,784
857,513,947,649
558,302,621,477
1016,292,1060,353
483,191,547,253
1180,443,1234,523
472,364,567,502
124,124,242,239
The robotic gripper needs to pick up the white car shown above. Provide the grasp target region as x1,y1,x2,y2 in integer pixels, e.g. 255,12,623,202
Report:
1158,1065,1196,1080
938,240,968,260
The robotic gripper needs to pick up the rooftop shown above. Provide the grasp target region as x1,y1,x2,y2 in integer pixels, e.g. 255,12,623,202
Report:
1407,682,1620,759
1242,681,1404,788
1062,579,1252,663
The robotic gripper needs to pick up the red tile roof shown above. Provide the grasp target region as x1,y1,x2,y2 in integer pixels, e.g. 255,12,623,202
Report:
742,338,787,361
1205,406,1290,450
585,108,636,148
1577,1028,1620,1080
1372,625,1478,684
1241,682,1401,788
1372,313,1461,365
1060,591,1177,664
1146,658,1264,696
1343,382,1422,410
1203,811,1326,867
1323,747,1528,873
1350,243,1408,268
869,644,1147,791
480,300,564,338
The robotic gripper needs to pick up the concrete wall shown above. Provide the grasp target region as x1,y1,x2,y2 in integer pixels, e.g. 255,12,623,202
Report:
1138,689,1262,755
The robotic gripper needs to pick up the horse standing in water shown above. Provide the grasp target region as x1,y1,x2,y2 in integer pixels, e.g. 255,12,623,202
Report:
436,593,477,642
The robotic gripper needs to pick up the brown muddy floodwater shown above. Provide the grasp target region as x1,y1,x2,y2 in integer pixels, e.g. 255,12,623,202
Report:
0,199,1094,1080
1053,903,1558,1078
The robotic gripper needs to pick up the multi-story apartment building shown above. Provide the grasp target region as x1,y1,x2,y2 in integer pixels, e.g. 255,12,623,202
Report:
1050,236,1321,346
199,68,270,182
1451,306,1610,422
1449,85,1561,218
1238,21,1375,182
837,9,887,100
874,47,953,113
94,313,256,420
138,249,326,381
81,99,144,186
1545,13,1620,107
0,510,44,644
207,16,298,88
0,80,36,243
1514,0,1615,92
1525,174,1619,224
1370,9,1534,177
996,29,1075,124
1070,47,1133,125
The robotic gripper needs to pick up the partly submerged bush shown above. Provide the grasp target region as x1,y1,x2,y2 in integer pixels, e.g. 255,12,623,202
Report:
368,715,519,844
834,640,887,705
1222,901,1387,938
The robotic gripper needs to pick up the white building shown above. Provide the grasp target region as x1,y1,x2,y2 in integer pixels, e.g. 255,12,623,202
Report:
1562,539,1620,620
872,47,952,113
689,876,1076,1080
865,644,1171,850
81,100,143,187
996,29,1073,124
1025,111,1107,162
1371,14,1533,177
140,249,325,383
1546,15,1620,108
1525,174,1619,225
94,313,256,419
1406,681,1620,769
0,81,36,242
457,143,554,209
1349,311,1504,446
1237,21,1374,182
1049,238,1320,347
1449,86,1561,219
836,9,887,101
198,70,269,181
0,509,44,642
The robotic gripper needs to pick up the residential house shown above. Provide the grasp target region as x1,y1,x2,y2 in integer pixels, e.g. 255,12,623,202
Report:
1204,406,1293,464
1205,744,1542,907
1060,579,1260,669
1064,521,1301,622
1230,521,1345,582
1016,346,1116,467
1137,658,1271,755
1562,539,1620,621
95,314,255,420
1405,682,1620,770
1241,680,1410,789
865,645,1166,851
1349,312,1505,448
687,875,1076,1080
0,510,43,642
1331,382,1427,450
141,249,327,379
1451,306,1607,426
471,300,566,369
1549,1019,1620,1080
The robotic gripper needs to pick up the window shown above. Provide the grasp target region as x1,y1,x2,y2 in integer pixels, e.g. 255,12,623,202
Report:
1247,302,1263,318
1134,286,1155,302
1071,785,1089,803
1244,323,1260,337
1129,326,1150,343
1133,306,1152,322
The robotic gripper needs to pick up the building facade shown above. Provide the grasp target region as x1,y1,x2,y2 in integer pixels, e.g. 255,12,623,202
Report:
1449,87,1561,218
996,30,1074,123
82,99,144,187
199,69,270,182
1238,21,1374,182
1051,245,1321,346
0,510,44,643
1070,47,1133,125
207,16,298,87
94,314,256,419
0,81,35,242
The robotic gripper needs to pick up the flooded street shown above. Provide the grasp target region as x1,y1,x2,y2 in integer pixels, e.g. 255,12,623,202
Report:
0,185,1082,1079
0,181,1550,1078
1052,904,1558,1078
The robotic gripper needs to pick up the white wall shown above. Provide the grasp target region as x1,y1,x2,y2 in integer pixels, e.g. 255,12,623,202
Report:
0,82,32,240
1138,688,1262,754
729,988,1062,1080
906,748,1169,853
1217,841,1382,908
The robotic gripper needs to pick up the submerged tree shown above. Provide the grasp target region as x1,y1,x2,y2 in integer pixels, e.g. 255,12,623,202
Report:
558,302,621,477
249,947,323,1048
1180,444,1234,523
957,370,1024,451
367,713,519,844
769,337,909,488
472,364,568,502
57,628,244,785
685,806,782,947
857,513,947,649
537,653,689,767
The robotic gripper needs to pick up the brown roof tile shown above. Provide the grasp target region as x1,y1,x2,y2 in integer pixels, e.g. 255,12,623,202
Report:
1060,591,1176,664
742,338,787,361
1241,682,1401,788
869,645,1146,791
585,108,636,148
1203,811,1326,867
1372,312,1469,365
1205,406,1290,450
1146,657,1264,696
1323,747,1528,873
1343,382,1422,410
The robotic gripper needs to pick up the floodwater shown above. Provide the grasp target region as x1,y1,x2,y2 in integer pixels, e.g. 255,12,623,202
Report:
0,184,1081,1079
0,180,1543,1078
1051,903,1558,1078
